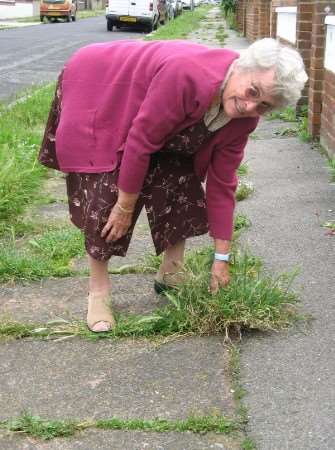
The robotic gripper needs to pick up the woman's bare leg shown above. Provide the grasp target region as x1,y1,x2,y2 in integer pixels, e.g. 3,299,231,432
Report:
156,240,186,285
87,254,115,332
88,255,110,294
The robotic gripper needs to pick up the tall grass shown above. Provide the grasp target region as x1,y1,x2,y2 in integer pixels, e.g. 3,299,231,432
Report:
114,247,299,338
0,84,54,226
0,226,85,282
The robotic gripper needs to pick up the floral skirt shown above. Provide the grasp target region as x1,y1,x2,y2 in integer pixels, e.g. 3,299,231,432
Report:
39,75,209,261
66,155,208,260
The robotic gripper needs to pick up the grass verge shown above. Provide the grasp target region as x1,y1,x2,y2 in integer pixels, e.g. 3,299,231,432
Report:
0,412,239,440
9,9,104,23
77,8,105,19
144,5,212,40
0,83,55,227
0,226,85,282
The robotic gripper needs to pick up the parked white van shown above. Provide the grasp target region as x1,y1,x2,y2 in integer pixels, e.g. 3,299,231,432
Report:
106,0,159,32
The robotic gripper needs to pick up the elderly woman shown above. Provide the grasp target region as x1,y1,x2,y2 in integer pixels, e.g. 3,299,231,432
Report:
39,38,307,332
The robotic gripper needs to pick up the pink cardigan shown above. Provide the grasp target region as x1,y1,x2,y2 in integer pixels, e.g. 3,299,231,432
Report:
55,40,258,240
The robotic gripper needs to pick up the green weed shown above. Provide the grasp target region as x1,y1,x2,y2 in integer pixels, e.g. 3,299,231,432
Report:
322,221,335,235
274,127,298,137
114,246,300,338
215,24,228,46
268,104,313,142
96,415,238,433
144,5,212,40
238,163,249,177
2,413,78,440
228,346,248,422
327,158,335,182
236,181,254,201
0,319,37,340
0,412,238,440
268,105,297,122
249,133,260,140
242,437,257,449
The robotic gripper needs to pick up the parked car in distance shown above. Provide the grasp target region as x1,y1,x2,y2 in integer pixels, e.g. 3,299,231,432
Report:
170,0,182,16
40,0,77,22
106,0,159,32
157,0,169,24
181,0,193,10
166,0,175,20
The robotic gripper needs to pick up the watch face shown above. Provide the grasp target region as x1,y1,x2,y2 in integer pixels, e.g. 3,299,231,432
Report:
214,253,230,262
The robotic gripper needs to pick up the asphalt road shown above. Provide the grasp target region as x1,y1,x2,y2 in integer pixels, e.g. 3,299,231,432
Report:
0,16,143,101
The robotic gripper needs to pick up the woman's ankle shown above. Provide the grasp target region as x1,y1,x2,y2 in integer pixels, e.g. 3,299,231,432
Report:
88,254,110,295
88,282,110,296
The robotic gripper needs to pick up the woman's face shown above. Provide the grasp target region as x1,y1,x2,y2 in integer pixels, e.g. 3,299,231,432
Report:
222,68,277,119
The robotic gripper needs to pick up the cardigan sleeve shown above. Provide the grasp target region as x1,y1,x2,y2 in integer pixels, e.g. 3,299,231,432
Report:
117,58,209,194
206,119,258,240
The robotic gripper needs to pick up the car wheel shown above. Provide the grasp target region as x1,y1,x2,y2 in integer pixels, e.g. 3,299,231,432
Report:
107,18,114,31
146,22,153,32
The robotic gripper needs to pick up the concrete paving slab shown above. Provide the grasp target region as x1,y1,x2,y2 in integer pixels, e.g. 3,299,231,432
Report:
0,428,240,450
237,128,335,449
0,274,168,323
251,118,298,140
0,337,235,422
29,202,70,224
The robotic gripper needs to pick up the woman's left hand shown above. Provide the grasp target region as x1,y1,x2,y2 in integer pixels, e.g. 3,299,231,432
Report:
210,260,230,293
101,203,133,242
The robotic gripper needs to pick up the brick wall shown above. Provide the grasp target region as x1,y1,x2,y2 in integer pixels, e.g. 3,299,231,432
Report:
237,0,271,41
295,1,313,105
234,0,335,155
236,0,246,35
320,64,335,157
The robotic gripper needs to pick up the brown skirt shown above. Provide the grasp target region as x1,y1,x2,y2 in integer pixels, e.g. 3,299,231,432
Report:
39,74,212,261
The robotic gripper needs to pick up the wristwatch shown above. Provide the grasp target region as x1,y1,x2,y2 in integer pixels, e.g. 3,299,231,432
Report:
214,252,230,262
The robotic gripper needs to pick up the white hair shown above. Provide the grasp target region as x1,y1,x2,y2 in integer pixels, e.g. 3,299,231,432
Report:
235,38,308,107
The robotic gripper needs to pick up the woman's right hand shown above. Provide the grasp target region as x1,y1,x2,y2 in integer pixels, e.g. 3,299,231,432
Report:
101,203,133,242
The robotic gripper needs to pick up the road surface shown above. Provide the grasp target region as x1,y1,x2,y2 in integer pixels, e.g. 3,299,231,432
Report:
0,16,143,101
